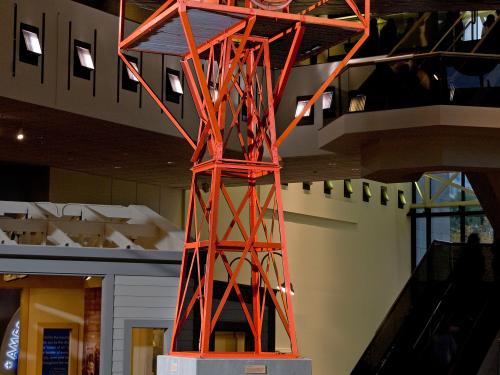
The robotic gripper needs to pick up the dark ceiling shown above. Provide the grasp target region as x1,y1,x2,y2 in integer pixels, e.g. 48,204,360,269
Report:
74,0,500,21
0,97,361,188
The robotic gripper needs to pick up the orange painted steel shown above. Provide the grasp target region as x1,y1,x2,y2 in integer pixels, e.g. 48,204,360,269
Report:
118,0,369,358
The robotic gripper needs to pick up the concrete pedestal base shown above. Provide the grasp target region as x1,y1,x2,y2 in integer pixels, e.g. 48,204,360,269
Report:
157,355,312,375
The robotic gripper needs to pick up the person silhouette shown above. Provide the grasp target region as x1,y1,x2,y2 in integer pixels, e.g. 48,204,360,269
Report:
380,18,398,54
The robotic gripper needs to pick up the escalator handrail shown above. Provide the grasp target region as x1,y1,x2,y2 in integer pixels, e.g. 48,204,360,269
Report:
353,240,456,372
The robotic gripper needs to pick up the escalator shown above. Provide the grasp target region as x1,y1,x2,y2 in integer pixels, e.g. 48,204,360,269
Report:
352,241,500,375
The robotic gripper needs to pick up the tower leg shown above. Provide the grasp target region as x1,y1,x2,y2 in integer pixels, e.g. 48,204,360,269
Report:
169,22,299,358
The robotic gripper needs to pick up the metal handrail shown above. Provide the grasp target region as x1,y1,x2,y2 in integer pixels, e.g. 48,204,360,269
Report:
388,12,431,57
431,12,466,53
446,20,472,52
471,18,500,54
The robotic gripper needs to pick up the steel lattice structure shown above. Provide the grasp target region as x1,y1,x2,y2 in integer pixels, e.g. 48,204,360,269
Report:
118,0,369,358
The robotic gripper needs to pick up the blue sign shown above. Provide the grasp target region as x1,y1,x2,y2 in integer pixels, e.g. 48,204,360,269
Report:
42,329,71,375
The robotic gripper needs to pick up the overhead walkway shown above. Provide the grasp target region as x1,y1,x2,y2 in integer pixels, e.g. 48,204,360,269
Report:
319,51,500,183
352,241,500,375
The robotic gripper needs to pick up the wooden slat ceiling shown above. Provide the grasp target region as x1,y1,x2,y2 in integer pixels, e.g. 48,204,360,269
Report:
0,96,360,188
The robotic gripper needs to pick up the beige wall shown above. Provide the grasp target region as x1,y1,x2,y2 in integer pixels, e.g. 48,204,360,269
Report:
48,168,184,228
275,180,410,375
47,167,411,374
213,180,411,375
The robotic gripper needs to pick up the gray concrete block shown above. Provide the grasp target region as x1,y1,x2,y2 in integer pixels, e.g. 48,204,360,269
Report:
157,355,312,375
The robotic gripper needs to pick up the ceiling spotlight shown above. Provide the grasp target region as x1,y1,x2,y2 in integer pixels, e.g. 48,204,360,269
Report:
16,131,24,141
85,276,92,281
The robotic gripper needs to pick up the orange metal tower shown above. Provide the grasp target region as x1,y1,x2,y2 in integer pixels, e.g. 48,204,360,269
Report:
118,0,369,359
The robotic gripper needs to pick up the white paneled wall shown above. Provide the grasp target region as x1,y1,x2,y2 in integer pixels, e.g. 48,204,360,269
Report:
0,0,198,140
0,0,377,159
112,275,178,375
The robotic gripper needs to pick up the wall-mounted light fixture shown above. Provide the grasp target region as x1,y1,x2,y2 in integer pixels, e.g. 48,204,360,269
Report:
122,54,139,92
278,282,295,296
344,179,353,198
74,40,94,80
322,88,336,119
381,186,389,205
260,253,295,296
165,68,183,103
295,95,314,125
324,180,334,195
302,181,312,191
19,23,41,65
398,190,406,209
349,94,366,112
127,63,140,82
363,182,372,202
209,82,218,102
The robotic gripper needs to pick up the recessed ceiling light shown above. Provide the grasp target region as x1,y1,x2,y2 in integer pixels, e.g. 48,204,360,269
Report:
16,131,24,141
167,161,175,165
114,166,122,169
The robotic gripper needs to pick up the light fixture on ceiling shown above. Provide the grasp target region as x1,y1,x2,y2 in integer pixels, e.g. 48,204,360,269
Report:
22,29,42,55
76,45,94,70
16,130,24,141
85,276,92,281
278,282,295,296
304,45,321,55
433,74,439,81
